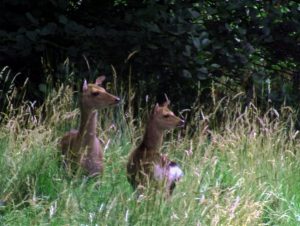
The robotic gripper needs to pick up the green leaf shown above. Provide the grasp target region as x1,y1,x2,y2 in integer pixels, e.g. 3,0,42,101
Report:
38,84,47,93
183,45,191,57
25,31,37,41
198,67,208,74
211,63,220,69
182,69,192,78
189,9,200,18
25,12,39,26
40,23,57,36
201,38,211,47
147,23,160,33
59,15,68,24
147,44,159,50
199,31,208,40
192,38,201,49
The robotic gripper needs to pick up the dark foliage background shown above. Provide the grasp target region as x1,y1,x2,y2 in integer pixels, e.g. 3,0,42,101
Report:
0,0,299,111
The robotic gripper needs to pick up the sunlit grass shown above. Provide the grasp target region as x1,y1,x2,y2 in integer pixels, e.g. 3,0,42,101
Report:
1,83,300,225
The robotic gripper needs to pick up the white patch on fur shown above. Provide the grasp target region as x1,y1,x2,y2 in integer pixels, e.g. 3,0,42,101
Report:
154,165,166,180
168,165,183,181
153,164,183,183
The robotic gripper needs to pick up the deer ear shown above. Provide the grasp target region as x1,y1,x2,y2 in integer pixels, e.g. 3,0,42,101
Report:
95,75,106,86
162,93,170,107
153,103,160,114
82,79,88,92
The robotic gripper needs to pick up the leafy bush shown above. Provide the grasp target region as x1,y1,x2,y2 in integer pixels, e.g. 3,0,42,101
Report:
0,1,299,108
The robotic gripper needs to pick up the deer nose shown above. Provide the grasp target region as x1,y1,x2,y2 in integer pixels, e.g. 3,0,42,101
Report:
115,97,121,103
178,119,185,127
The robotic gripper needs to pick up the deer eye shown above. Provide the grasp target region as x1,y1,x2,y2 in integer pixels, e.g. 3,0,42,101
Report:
92,92,100,96
163,115,170,118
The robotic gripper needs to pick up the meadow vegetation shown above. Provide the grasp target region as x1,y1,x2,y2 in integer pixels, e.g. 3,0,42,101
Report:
1,71,300,225
1,1,299,225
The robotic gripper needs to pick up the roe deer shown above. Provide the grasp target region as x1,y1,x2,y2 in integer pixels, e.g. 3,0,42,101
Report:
60,76,120,176
126,95,185,197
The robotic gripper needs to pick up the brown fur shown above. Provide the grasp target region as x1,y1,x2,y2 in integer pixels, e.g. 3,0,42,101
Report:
60,76,120,176
126,99,184,193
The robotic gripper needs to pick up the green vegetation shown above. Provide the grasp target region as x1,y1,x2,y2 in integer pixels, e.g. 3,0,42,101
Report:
0,1,300,225
1,81,300,225
0,1,299,109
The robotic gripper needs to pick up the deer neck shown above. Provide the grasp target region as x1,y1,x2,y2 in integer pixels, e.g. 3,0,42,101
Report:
142,120,164,151
78,104,98,141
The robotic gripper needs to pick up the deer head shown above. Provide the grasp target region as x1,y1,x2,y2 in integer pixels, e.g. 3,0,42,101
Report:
151,94,185,130
81,76,120,109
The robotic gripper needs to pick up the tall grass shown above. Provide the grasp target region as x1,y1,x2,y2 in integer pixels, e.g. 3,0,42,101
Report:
1,77,300,225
